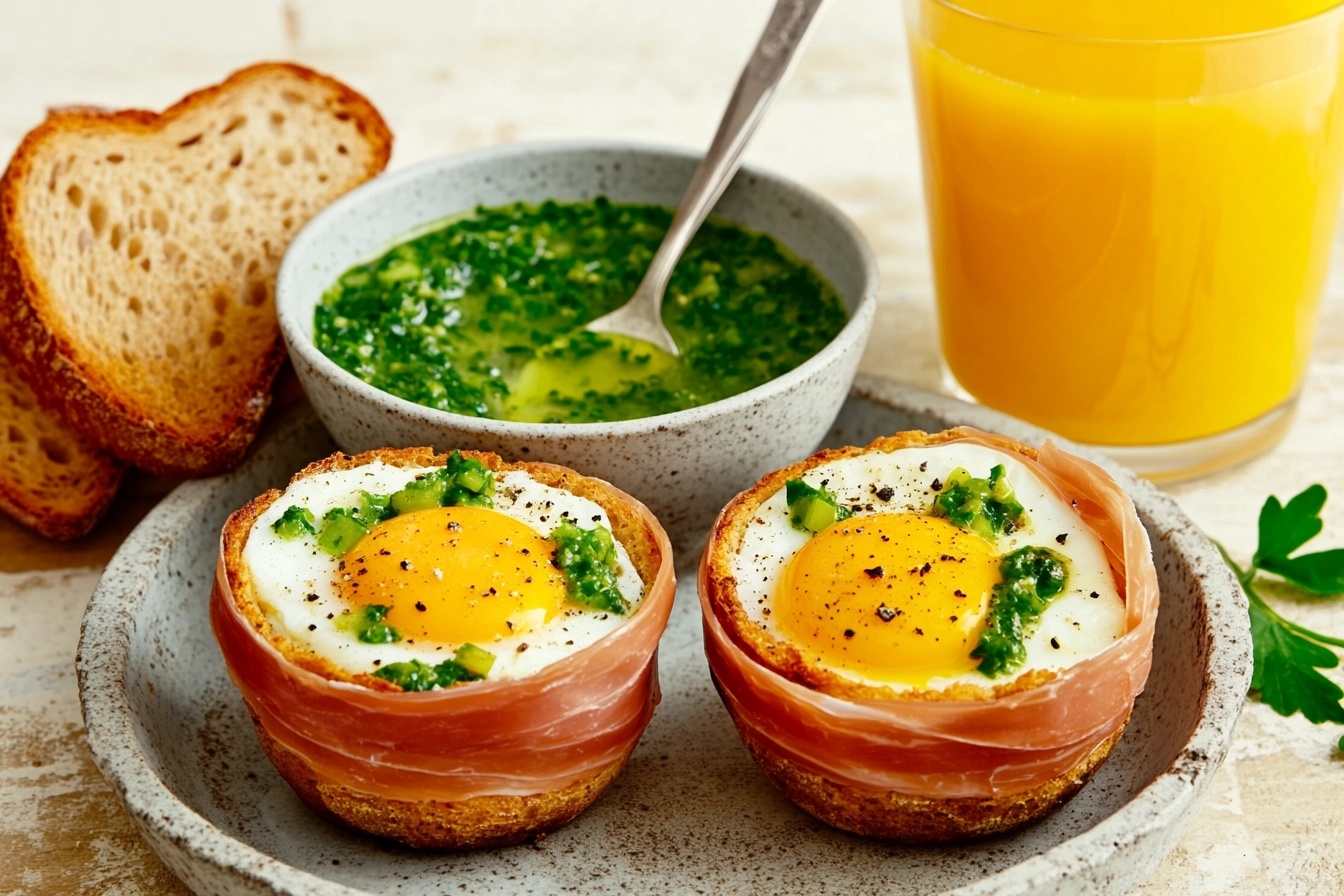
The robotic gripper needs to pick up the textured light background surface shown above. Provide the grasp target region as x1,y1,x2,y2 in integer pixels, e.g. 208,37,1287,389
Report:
0,0,1341,893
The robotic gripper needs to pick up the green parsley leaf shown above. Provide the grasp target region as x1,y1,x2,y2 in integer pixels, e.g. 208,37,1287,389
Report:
1248,599,1344,725
1221,484,1344,752
1255,484,1326,568
1259,548,1344,597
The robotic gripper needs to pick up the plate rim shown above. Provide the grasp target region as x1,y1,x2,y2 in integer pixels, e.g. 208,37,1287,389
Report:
75,376,1252,896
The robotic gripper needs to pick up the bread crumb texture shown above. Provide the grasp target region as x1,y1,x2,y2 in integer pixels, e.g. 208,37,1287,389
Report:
0,62,392,476
0,350,120,539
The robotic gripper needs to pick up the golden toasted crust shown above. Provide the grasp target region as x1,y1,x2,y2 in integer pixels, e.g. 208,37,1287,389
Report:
222,446,665,847
0,346,123,539
703,427,1050,703
720,684,1129,843
0,62,393,476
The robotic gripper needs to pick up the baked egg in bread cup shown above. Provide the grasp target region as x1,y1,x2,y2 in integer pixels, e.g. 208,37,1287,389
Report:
699,427,1159,844
210,446,674,849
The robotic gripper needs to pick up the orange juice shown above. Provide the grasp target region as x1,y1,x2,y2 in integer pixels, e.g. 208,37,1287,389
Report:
907,0,1344,447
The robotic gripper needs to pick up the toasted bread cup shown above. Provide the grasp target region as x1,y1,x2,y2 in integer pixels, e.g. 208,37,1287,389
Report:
211,447,675,849
699,428,1159,844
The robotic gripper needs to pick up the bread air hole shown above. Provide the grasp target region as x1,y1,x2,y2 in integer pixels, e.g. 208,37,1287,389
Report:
277,147,294,166
110,224,124,252
88,200,108,238
337,143,348,155
209,330,224,348
270,110,285,127
249,281,268,307
66,184,84,208
151,208,169,234
127,296,142,315
213,291,229,315
210,203,229,223
230,149,243,168
178,133,204,148
222,115,247,135
127,236,143,260
106,153,125,164
166,344,180,361
8,425,25,443
38,437,70,466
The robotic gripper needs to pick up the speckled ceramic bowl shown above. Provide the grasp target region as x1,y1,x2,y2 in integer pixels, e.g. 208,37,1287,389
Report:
275,141,877,557
77,378,1251,896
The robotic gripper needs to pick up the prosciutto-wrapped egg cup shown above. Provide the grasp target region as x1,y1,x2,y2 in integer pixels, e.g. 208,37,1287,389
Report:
699,428,1158,843
211,447,674,849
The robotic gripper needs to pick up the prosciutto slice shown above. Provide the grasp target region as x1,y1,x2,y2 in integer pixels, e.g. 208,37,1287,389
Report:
700,428,1159,799
211,492,675,804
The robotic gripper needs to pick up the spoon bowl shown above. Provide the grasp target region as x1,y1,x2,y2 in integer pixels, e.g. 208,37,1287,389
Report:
584,0,828,355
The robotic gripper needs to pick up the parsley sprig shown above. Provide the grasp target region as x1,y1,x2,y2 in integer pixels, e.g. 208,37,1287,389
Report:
1218,485,1344,753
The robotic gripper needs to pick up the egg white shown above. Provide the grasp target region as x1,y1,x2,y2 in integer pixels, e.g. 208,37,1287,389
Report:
243,461,645,681
731,442,1125,692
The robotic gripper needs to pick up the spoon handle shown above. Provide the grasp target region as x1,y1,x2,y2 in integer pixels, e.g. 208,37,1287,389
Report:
640,0,828,294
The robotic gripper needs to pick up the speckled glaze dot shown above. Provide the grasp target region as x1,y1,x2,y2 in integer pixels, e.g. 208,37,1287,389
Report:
274,142,880,559
77,380,1251,896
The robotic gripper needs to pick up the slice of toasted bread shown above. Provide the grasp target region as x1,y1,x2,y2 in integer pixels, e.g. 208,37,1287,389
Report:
0,62,393,476
0,346,123,539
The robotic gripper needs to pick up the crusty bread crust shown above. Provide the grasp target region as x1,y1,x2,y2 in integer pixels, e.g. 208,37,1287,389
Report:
0,62,393,477
221,446,665,847
701,428,1130,842
0,347,122,539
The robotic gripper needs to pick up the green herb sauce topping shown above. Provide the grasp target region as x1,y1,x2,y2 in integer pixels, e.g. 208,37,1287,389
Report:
972,546,1070,677
932,464,1029,540
785,478,852,534
336,604,401,645
314,198,849,424
551,520,629,615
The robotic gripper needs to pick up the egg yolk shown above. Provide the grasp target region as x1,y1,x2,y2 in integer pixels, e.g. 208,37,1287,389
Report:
774,513,1000,687
335,506,568,645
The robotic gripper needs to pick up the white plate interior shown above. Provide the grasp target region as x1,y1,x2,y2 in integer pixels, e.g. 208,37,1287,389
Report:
77,378,1251,896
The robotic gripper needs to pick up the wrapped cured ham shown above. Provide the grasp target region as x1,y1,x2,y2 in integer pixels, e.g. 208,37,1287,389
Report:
211,447,675,848
699,428,1158,842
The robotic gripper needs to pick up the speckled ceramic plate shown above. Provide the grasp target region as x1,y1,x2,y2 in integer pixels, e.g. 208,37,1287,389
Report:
78,376,1251,896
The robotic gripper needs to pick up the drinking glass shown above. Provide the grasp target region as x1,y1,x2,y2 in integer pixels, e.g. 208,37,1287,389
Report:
905,0,1344,479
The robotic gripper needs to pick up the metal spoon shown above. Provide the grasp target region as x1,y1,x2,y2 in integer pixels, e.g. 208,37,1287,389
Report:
584,0,829,356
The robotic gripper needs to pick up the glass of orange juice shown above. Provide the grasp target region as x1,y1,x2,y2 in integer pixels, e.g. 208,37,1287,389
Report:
904,0,1344,479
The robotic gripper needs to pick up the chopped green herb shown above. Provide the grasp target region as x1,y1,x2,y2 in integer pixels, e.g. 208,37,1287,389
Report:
932,465,1028,540
317,507,370,556
551,520,629,614
453,642,497,678
972,546,1069,677
272,505,316,539
786,479,851,534
389,450,495,513
355,490,395,525
1219,485,1344,749
372,656,480,691
336,604,401,644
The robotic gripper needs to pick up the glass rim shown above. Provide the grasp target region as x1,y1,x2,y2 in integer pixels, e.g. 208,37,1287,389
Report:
918,0,1344,46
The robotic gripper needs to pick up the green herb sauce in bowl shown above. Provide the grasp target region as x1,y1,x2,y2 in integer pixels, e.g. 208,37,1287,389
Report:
313,198,848,424
276,142,877,555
